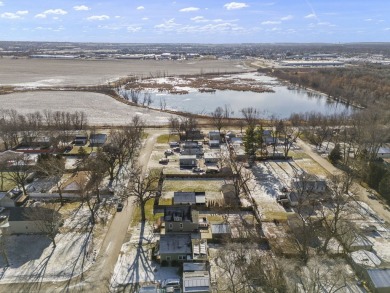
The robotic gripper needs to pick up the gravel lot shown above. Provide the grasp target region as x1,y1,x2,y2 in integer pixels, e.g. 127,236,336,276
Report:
0,58,249,87
0,91,178,126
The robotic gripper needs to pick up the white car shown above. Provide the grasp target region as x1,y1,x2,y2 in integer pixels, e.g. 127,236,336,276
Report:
161,279,180,289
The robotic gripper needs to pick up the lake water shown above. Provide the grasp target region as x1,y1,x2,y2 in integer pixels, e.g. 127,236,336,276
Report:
137,72,353,119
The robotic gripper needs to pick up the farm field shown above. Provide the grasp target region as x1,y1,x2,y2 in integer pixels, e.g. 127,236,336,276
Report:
0,58,249,87
0,91,178,126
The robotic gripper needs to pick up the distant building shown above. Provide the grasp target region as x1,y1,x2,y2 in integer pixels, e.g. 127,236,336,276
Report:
180,155,198,168
173,192,206,206
183,270,211,293
89,133,107,147
366,269,390,293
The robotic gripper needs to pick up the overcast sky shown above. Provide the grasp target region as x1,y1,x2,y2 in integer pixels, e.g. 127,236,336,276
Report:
0,0,389,43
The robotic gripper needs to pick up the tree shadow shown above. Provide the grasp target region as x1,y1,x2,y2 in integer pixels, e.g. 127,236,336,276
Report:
110,221,157,293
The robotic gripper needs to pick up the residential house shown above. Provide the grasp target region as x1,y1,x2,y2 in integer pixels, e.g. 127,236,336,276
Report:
159,234,192,265
89,133,107,147
0,193,16,208
180,155,198,168
204,153,220,164
208,131,220,141
2,207,61,234
291,174,327,193
164,206,199,233
181,148,203,156
182,142,201,149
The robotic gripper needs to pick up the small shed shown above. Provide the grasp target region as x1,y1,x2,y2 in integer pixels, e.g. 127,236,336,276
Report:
180,155,197,168
211,223,231,240
367,269,390,293
74,135,87,146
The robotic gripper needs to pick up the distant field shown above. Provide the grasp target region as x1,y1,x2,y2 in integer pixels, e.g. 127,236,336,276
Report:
0,91,178,126
0,58,249,87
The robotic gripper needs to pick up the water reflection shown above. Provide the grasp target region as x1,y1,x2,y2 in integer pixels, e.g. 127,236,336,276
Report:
126,73,353,118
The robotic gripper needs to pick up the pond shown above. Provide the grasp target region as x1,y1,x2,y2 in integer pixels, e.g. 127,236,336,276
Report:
129,72,353,119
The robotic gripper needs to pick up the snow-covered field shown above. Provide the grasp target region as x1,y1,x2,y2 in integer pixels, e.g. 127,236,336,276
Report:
0,91,178,126
0,203,113,284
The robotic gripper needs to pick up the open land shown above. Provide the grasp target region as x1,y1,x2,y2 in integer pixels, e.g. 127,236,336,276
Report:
0,58,249,87
0,91,178,126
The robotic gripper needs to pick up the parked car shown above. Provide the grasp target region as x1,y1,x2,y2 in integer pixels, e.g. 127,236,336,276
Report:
169,142,180,148
206,168,219,174
192,167,204,173
138,284,159,293
161,279,180,289
116,203,124,212
165,149,174,156
159,158,169,164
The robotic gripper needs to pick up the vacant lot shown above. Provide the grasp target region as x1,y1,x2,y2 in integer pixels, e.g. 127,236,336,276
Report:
0,58,248,87
0,91,178,126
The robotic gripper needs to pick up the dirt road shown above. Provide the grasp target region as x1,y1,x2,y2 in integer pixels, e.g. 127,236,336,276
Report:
297,138,390,224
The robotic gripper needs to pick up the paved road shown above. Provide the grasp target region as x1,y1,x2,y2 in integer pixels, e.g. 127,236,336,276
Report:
297,138,390,224
0,130,160,293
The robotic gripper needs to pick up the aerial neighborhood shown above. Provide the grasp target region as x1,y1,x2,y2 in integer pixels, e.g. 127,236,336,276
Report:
0,41,390,293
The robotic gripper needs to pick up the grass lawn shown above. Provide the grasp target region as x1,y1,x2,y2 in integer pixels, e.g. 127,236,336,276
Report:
162,179,224,192
156,134,180,144
131,198,161,226
67,145,94,155
0,172,16,191
289,150,310,160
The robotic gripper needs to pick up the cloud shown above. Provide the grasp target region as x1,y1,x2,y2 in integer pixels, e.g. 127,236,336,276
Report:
154,18,180,30
224,2,249,10
87,15,110,21
35,9,67,18
136,6,145,10
142,17,149,21
0,2,3,6
191,16,208,23
261,20,281,25
304,13,316,19
179,7,200,12
1,10,29,19
281,15,293,21
385,28,390,31
73,5,90,11
127,25,142,32
364,18,372,22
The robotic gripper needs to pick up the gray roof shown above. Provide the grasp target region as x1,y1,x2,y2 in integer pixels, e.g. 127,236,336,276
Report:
159,234,192,255
367,269,390,289
183,271,210,293
90,133,107,144
180,155,197,160
8,207,59,222
211,224,231,234
183,262,207,272
174,192,196,205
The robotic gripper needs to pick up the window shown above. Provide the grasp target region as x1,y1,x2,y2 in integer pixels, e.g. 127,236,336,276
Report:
166,256,171,261
178,255,186,260
179,223,183,229
169,223,173,230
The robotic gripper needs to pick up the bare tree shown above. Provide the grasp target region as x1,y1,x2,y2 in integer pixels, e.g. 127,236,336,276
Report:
34,154,67,206
241,107,259,127
6,154,32,195
27,205,62,248
0,233,9,266
125,166,160,222
211,106,225,132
